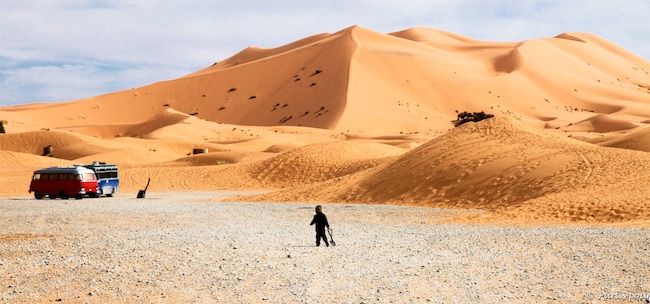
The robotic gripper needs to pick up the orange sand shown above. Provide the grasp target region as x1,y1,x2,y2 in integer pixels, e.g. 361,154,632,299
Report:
1,26,649,226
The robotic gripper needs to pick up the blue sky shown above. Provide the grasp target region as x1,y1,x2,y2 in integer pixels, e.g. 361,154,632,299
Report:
1,0,649,106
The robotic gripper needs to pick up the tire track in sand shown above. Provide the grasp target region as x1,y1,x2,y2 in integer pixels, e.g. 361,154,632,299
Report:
577,152,595,182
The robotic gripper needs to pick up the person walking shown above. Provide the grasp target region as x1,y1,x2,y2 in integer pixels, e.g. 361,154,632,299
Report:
310,205,330,247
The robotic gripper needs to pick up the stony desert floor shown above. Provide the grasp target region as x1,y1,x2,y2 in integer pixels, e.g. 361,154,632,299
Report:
1,191,649,303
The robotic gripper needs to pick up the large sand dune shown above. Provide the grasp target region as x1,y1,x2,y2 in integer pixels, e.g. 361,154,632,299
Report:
246,118,650,226
0,26,649,226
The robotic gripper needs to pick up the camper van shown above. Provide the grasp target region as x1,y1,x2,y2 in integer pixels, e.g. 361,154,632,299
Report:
29,166,99,199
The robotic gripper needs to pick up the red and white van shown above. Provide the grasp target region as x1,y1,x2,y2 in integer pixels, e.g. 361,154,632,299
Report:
29,166,100,199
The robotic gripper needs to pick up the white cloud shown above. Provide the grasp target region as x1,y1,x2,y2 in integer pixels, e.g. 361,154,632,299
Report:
1,0,648,105
0,63,191,103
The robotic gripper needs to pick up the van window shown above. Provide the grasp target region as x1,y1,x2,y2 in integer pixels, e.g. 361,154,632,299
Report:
81,173,96,180
33,174,41,180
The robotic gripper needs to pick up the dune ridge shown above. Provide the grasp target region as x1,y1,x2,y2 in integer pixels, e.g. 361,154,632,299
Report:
2,26,649,134
0,26,649,226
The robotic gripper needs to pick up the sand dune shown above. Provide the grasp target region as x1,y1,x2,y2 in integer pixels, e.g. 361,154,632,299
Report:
562,113,640,133
0,25,649,226
2,26,648,135
0,130,86,155
589,124,650,152
241,117,650,225
249,140,407,187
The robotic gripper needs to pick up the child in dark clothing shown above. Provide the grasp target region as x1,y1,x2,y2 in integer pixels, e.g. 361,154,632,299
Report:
310,205,330,247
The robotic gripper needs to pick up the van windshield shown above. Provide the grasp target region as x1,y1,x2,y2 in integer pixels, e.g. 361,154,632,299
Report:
81,173,96,181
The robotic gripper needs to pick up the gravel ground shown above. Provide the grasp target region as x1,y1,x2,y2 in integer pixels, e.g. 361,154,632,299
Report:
1,191,649,303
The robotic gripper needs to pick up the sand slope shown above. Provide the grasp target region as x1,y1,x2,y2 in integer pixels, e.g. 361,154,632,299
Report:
0,26,649,226
1,26,648,135
244,118,650,225
589,124,650,152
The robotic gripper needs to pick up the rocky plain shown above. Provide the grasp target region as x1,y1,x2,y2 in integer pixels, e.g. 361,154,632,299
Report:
1,191,649,303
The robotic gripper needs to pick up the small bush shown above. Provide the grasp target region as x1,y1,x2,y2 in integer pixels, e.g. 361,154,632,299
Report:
0,121,5,134
454,111,494,127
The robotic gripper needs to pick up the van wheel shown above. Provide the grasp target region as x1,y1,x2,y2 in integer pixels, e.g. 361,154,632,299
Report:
59,191,69,200
34,192,43,200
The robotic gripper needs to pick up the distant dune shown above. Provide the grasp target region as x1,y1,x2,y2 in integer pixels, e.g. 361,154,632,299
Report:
1,26,649,226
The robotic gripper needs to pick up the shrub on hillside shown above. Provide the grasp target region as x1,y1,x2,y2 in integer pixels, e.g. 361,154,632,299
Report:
454,111,494,127
0,121,5,134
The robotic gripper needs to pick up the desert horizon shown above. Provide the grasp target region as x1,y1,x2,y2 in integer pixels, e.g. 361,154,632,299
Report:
1,25,649,227
2,24,650,303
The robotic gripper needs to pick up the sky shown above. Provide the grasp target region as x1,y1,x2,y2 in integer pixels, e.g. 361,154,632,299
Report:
1,0,649,106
